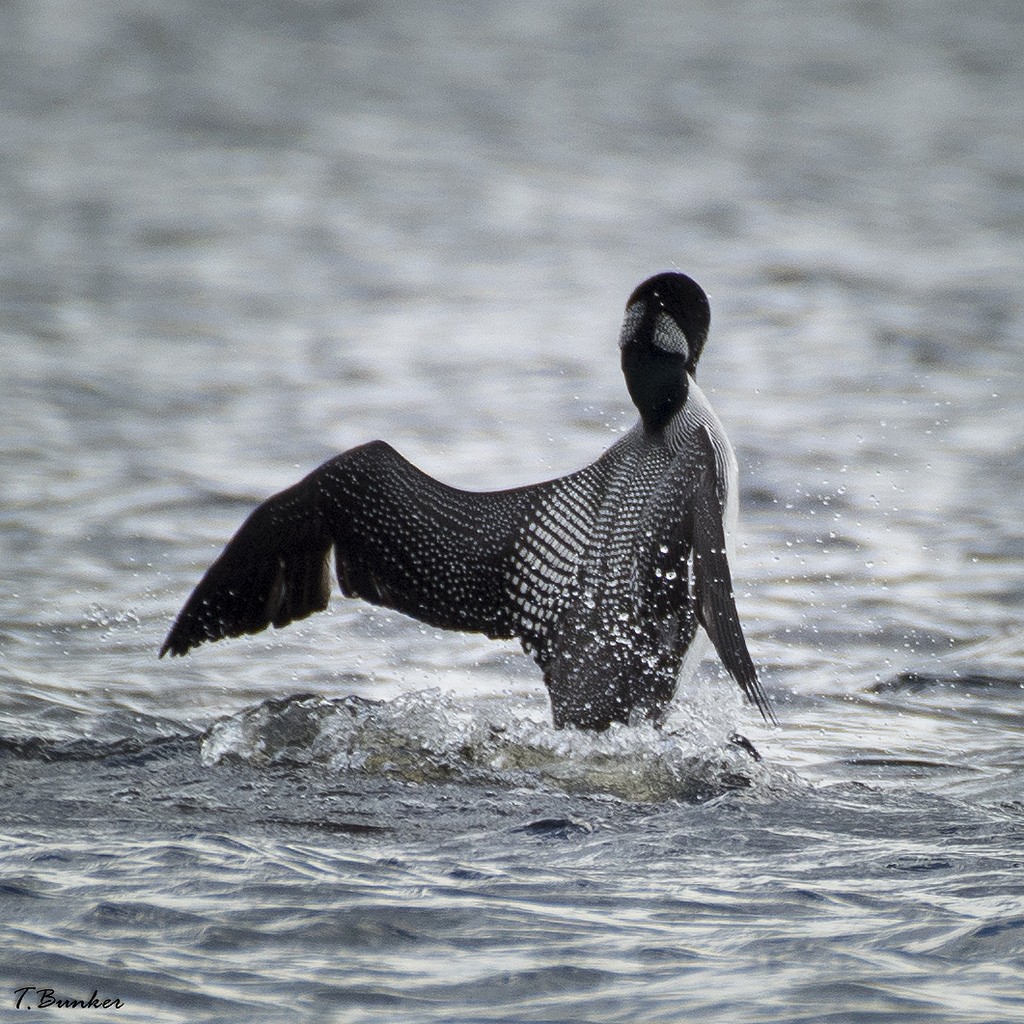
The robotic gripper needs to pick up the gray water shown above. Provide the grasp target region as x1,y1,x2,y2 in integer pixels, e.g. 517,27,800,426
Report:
3,1,1024,1021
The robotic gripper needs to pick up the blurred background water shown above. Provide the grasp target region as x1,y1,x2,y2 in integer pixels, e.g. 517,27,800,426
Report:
2,1,1024,1021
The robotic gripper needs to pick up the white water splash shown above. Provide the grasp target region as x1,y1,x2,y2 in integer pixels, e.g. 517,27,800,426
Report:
200,683,773,802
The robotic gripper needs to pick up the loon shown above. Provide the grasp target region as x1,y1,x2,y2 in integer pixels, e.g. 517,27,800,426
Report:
160,272,774,731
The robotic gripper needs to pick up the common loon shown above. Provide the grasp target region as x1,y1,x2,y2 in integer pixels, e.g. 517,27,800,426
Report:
160,272,774,731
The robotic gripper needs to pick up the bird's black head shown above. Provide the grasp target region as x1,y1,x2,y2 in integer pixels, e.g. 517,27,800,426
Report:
619,271,711,433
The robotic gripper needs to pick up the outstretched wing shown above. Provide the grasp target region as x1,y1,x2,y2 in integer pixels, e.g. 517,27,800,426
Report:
159,473,335,656
160,440,607,658
646,425,774,723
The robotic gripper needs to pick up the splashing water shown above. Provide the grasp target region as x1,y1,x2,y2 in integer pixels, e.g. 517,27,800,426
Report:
201,682,781,803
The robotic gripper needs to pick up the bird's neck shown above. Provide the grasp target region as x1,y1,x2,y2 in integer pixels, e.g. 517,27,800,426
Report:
621,345,689,433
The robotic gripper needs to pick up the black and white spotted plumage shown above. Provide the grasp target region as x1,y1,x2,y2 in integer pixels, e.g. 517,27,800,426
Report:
160,272,774,730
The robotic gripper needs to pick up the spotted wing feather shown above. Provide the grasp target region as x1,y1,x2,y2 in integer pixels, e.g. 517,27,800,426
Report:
160,441,604,658
648,425,775,724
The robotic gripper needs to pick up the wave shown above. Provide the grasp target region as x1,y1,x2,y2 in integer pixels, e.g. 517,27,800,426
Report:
200,688,783,803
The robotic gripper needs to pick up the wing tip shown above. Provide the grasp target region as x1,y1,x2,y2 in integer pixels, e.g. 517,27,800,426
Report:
746,675,779,727
727,642,777,727
158,630,194,659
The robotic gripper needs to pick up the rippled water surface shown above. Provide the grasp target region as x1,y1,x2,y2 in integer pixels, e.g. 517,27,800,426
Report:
3,1,1024,1021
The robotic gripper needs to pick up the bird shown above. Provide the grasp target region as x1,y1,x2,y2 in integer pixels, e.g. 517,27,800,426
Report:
160,272,774,731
